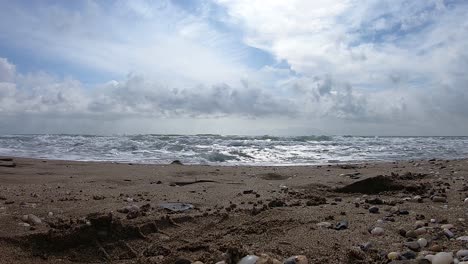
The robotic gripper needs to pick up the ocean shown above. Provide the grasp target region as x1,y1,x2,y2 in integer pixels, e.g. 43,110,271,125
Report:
0,134,467,165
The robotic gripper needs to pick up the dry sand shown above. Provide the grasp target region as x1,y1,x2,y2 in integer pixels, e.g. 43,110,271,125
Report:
0,157,468,263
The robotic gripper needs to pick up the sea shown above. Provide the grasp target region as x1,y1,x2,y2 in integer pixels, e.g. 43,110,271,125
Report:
0,134,467,166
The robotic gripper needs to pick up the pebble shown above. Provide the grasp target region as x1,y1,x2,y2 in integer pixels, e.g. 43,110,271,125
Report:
371,227,384,236
193,262,204,264
283,255,308,264
457,250,468,259
457,236,468,242
415,221,425,228
22,214,42,226
443,228,455,238
369,206,379,214
238,255,259,264
432,252,453,264
387,252,399,260
431,219,437,223
405,241,420,251
464,198,468,204
417,238,428,248
414,227,427,236
401,251,417,259
429,245,443,252
406,230,418,238
441,224,454,230
432,196,447,203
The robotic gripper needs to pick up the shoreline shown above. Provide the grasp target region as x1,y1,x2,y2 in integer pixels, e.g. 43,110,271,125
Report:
1,157,467,263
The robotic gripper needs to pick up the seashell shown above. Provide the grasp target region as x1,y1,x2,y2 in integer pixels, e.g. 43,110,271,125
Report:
371,227,384,236
432,252,454,264
283,255,308,264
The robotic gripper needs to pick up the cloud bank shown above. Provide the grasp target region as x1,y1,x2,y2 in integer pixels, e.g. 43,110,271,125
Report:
0,0,468,135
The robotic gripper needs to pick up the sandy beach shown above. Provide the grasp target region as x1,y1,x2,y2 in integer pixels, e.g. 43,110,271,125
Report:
1,157,468,263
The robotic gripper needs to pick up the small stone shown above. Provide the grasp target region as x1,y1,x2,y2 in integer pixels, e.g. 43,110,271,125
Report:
401,251,417,260
414,227,427,236
431,219,437,223
432,196,447,203
456,250,468,259
415,221,425,228
193,262,204,264
406,230,418,238
432,252,453,264
405,241,420,251
371,227,384,236
443,229,455,238
417,238,428,248
283,255,308,264
429,245,442,252
441,224,453,230
22,214,41,226
388,252,400,260
369,206,379,214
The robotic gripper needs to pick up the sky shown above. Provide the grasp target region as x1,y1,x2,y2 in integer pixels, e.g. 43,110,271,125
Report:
0,0,468,136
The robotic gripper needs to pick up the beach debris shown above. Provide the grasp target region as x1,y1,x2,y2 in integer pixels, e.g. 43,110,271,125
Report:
159,202,194,212
370,227,384,236
335,220,348,230
283,255,308,264
21,214,42,226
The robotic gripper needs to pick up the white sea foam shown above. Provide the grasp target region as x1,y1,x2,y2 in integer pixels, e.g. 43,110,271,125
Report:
0,134,467,165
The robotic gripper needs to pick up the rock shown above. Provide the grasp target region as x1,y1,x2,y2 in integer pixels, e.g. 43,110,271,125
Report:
432,196,447,203
283,255,308,264
193,262,204,264
457,236,468,242
401,251,417,260
359,242,372,251
406,230,418,238
371,227,384,236
335,220,348,230
388,252,400,260
432,252,453,264
441,224,453,230
414,227,427,236
238,255,259,264
171,160,183,165
405,241,420,251
22,214,41,226
456,250,468,259
415,221,425,228
443,229,455,238
174,259,191,264
417,238,428,248
429,245,442,252
256,255,281,264
369,206,379,214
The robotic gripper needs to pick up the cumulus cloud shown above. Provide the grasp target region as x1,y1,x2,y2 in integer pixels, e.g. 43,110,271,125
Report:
1,1,468,135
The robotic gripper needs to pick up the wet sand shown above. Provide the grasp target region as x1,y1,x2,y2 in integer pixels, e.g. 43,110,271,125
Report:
0,157,467,263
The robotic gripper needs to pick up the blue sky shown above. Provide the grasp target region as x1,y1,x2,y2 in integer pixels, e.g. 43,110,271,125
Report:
0,0,468,135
